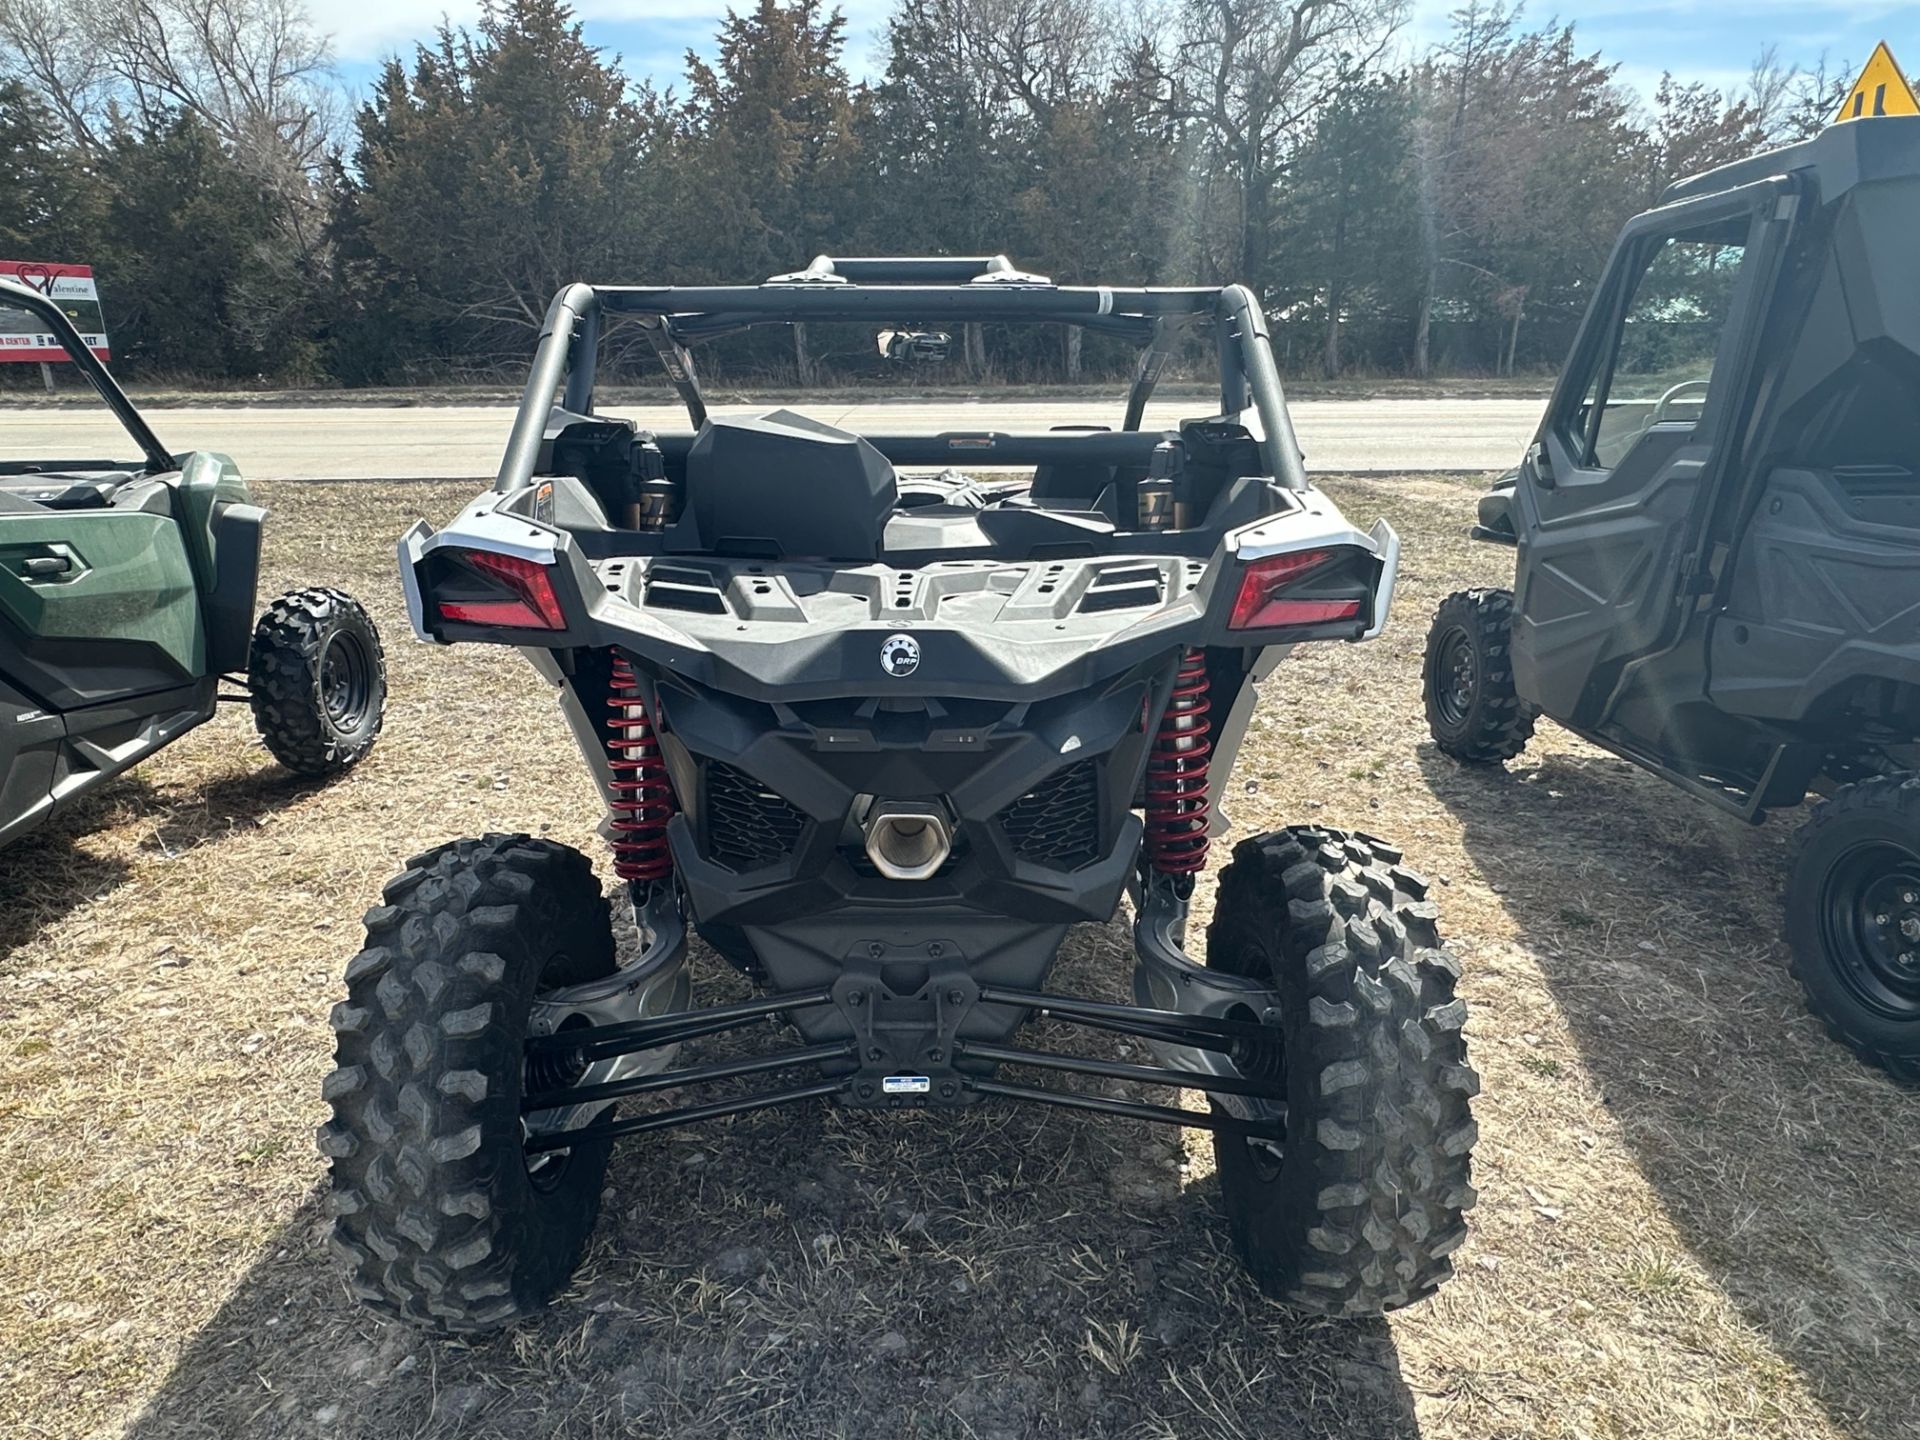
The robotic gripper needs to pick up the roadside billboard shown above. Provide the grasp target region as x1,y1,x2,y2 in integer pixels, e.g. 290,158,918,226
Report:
0,261,111,361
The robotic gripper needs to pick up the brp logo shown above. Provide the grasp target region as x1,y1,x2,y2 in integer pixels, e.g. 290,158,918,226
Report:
880,634,920,678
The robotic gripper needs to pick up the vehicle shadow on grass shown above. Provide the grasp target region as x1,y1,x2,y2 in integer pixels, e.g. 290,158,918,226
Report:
122,934,1425,1440
0,783,141,957
1,763,328,958
1419,745,1920,1440
137,761,335,857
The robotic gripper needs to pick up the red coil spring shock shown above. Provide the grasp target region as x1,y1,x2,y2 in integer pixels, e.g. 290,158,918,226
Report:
1144,648,1214,875
605,655,675,883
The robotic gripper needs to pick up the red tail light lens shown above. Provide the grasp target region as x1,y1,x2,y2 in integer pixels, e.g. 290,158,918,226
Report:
437,549,567,630
1228,549,1364,631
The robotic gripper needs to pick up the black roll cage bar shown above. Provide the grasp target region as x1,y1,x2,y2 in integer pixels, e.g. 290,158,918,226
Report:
0,276,172,473
495,254,1309,498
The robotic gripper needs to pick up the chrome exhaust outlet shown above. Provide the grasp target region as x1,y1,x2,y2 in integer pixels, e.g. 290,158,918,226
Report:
863,802,952,881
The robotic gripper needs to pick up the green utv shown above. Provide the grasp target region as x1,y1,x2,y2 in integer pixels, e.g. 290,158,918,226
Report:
0,277,386,849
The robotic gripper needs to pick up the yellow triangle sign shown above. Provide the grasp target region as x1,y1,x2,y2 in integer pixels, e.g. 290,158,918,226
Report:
1834,41,1920,122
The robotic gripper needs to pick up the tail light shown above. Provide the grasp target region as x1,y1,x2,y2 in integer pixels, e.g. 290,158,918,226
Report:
435,549,567,630
1227,549,1364,631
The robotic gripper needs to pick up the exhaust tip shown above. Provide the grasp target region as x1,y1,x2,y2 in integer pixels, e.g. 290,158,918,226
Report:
863,803,952,881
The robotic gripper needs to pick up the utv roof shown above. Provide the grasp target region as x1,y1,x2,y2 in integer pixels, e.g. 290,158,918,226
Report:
1663,113,1920,205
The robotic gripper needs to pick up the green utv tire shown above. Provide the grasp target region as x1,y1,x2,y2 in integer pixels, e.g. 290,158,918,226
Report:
1206,826,1479,1315
249,587,386,777
320,834,617,1333
1423,588,1535,765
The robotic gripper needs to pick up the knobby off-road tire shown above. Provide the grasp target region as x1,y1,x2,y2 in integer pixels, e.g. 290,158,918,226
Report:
1787,775,1920,1085
1206,826,1479,1315
320,834,619,1333
1424,588,1534,765
249,587,386,777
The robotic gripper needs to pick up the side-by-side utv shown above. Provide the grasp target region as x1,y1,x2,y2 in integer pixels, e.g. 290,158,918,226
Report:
321,256,1479,1333
1423,115,1920,1081
0,278,386,849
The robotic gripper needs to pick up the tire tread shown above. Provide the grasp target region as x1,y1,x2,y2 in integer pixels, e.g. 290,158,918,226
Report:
1207,825,1478,1315
1424,587,1535,764
323,833,614,1334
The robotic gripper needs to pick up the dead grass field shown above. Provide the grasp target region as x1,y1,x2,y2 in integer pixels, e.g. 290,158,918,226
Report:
3,471,1916,1440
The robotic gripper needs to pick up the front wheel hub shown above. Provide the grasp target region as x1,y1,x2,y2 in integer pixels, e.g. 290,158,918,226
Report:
1432,626,1478,727
1821,842,1920,1017
319,632,375,730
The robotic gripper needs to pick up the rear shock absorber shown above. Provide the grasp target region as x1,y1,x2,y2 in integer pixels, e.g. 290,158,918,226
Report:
1144,647,1214,876
605,654,675,884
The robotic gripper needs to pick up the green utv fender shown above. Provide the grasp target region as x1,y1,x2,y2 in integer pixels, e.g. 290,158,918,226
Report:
174,451,254,585
173,451,266,674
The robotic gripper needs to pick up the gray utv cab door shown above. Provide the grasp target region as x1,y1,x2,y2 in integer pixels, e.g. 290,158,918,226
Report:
1508,177,1795,736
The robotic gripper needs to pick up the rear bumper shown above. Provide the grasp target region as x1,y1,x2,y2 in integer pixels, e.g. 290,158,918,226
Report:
396,496,1401,706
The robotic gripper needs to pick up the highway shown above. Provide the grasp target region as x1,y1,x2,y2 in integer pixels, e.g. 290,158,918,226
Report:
5,396,1543,480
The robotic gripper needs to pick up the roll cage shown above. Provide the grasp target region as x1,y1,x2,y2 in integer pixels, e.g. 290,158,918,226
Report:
0,276,171,475
493,254,1310,498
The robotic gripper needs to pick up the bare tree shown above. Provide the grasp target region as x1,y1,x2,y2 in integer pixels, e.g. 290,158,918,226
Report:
88,0,340,182
0,0,341,259
1745,44,1851,143
963,0,1111,118
0,0,117,149
1140,0,1407,284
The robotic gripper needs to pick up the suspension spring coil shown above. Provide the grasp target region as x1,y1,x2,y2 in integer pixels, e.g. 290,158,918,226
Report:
1144,647,1213,875
605,654,675,883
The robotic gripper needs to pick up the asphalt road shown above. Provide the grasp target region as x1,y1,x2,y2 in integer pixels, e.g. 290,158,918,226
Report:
6,396,1543,481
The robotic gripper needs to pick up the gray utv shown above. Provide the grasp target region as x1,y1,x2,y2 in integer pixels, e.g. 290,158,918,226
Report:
1422,115,1920,1081
0,278,386,850
320,255,1478,1333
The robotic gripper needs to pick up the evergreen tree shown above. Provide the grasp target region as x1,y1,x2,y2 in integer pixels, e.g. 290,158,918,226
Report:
1278,72,1421,375
336,0,663,374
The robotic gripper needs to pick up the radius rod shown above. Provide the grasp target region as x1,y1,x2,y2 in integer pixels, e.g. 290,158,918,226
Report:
954,1039,1283,1101
976,985,1277,1051
524,986,835,1065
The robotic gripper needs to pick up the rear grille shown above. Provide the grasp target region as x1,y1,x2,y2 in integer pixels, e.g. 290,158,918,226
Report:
704,762,806,871
1001,761,1101,869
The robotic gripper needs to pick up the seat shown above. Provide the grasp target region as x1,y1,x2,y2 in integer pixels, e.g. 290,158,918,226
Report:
676,411,898,561
0,472,134,510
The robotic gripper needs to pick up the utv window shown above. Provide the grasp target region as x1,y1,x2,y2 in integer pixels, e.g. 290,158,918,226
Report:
1574,218,1750,470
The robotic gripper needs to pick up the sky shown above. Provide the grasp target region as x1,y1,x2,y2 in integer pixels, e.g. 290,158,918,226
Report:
318,0,1915,108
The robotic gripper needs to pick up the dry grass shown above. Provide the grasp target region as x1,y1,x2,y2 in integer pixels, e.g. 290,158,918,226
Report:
2,470,1916,1440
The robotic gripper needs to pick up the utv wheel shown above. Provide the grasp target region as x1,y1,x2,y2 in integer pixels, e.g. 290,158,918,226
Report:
320,834,618,1333
1205,826,1478,1315
1787,776,1920,1085
1423,588,1534,764
249,587,386,777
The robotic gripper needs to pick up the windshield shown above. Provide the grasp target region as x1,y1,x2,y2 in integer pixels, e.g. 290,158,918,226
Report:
0,291,158,470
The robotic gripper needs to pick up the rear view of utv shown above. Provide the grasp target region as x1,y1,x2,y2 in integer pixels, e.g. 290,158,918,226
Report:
323,256,1478,1332
1423,113,1920,1081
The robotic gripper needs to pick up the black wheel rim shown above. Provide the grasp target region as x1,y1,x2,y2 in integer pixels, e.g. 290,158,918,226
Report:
1430,625,1478,730
1818,841,1920,1020
318,631,374,732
